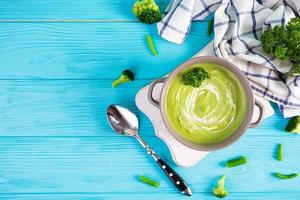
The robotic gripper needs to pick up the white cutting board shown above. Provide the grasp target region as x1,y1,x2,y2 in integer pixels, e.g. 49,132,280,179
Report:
135,42,275,168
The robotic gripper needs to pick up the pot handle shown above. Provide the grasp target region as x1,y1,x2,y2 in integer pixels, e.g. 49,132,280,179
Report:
148,77,166,108
249,100,265,128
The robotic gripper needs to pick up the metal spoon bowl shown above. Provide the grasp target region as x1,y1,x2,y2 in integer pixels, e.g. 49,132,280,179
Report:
107,105,138,136
107,104,192,196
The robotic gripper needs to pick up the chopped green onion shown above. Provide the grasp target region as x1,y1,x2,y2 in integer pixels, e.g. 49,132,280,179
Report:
226,156,247,168
146,35,158,56
207,18,214,36
139,175,160,187
277,143,283,161
273,172,298,179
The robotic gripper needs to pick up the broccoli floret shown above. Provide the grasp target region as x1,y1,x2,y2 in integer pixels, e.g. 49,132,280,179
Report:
286,17,300,32
260,28,275,54
286,18,300,63
285,116,300,134
213,175,228,198
261,25,288,60
112,69,135,88
286,63,300,76
274,45,288,61
261,17,300,76
133,0,162,24
181,67,210,88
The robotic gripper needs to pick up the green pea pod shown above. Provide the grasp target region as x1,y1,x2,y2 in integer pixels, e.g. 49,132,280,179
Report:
273,172,298,179
207,18,214,36
139,175,160,187
277,143,283,161
226,156,247,168
146,35,158,56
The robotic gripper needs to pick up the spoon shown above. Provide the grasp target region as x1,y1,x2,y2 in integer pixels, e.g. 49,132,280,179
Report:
107,104,192,196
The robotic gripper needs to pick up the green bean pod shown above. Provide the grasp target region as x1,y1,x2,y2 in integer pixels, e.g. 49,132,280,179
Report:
273,172,298,179
139,175,160,187
277,143,283,161
146,35,158,56
207,18,214,36
226,156,247,168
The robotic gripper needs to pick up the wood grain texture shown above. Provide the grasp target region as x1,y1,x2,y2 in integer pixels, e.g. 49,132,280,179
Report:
0,0,299,199
0,136,299,195
0,22,212,79
0,80,290,137
1,79,299,199
1,193,300,200
0,0,213,21
0,0,171,21
0,80,145,136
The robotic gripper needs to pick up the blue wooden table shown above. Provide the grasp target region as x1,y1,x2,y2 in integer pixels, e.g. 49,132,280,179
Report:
0,1,299,199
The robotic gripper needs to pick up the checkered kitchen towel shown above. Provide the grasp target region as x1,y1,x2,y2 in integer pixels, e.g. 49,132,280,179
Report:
157,0,300,118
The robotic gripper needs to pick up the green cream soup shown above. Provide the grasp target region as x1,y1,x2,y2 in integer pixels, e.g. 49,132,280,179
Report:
165,63,246,144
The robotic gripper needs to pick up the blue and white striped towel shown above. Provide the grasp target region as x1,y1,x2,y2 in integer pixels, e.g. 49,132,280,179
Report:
157,0,300,118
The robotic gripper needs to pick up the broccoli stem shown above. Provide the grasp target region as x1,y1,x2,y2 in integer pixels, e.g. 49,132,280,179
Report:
213,175,228,198
112,76,125,88
112,69,134,88
218,175,226,189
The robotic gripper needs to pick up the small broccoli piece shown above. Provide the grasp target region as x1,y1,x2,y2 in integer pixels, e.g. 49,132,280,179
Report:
181,67,210,88
285,116,300,134
133,0,162,24
112,69,135,88
213,175,228,198
286,63,300,76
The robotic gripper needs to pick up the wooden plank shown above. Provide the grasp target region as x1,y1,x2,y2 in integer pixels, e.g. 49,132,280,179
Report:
0,0,171,21
0,22,212,79
0,80,147,136
1,193,300,200
0,80,290,137
0,136,299,194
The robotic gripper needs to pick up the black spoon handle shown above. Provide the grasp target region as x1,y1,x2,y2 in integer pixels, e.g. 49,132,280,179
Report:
135,135,192,196
156,158,192,196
